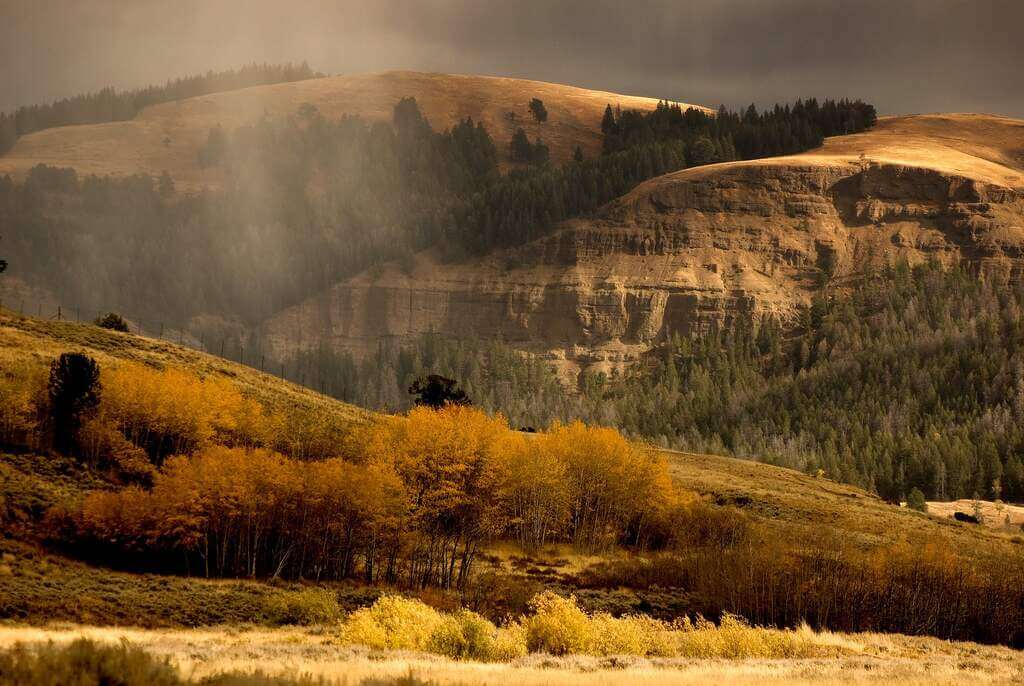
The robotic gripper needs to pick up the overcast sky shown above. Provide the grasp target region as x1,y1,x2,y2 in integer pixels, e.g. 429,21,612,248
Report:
1,0,1022,117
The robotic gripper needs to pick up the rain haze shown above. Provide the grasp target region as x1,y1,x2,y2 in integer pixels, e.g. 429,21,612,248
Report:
1,0,1023,116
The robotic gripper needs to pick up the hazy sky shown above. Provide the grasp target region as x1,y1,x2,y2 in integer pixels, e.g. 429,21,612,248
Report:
2,0,1023,117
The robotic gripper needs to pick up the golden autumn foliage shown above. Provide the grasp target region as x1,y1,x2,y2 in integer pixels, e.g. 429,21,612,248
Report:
79,446,408,580
338,593,836,661
96,364,270,462
538,422,678,549
491,434,570,550
0,351,680,587
0,355,359,472
0,360,46,450
73,401,681,587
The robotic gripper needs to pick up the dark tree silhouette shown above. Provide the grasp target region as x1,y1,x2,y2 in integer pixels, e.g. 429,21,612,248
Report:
48,353,100,455
509,127,533,162
408,374,470,408
601,104,616,135
95,312,130,332
529,98,548,123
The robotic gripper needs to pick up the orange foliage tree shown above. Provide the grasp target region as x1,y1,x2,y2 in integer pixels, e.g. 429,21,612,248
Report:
73,404,681,587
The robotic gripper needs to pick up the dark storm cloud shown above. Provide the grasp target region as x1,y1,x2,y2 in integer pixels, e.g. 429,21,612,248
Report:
1,0,1022,116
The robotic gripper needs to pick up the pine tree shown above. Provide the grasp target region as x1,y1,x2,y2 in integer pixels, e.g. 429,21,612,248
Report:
529,98,548,123
48,353,101,455
601,104,616,134
509,127,533,163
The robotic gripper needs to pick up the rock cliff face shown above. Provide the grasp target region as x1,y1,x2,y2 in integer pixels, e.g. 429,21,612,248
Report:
264,115,1024,379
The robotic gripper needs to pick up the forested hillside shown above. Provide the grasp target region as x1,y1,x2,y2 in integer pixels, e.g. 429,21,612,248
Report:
304,262,1024,504
0,96,873,331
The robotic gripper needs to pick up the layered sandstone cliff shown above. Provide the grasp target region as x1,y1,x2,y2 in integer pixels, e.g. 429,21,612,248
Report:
264,114,1024,378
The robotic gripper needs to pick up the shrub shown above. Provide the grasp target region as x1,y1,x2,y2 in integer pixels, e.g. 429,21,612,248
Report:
489,623,529,661
520,592,593,655
442,610,499,659
906,488,928,512
341,595,448,652
95,312,130,332
589,612,676,657
0,637,447,685
264,588,341,626
337,593,849,662
340,596,508,661
0,638,180,686
673,613,815,659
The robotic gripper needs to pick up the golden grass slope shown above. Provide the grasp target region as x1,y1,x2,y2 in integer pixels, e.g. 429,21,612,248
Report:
636,113,1024,191
926,498,1024,530
0,71,709,190
1,624,1022,686
0,309,369,424
662,449,1024,558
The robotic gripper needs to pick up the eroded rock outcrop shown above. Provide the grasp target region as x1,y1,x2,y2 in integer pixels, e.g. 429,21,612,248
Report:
264,116,1024,379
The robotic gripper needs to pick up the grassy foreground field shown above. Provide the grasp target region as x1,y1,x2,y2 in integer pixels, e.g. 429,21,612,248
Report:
1,624,1022,686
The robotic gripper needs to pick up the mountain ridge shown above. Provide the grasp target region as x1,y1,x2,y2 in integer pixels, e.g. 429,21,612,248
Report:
0,70,710,190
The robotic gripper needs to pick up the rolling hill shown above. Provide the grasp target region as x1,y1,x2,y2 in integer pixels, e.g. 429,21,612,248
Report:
1,309,1019,567
0,309,369,428
0,71,709,191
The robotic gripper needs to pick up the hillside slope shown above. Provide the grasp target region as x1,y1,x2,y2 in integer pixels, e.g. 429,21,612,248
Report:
3,305,1014,558
0,71,708,190
663,449,1020,557
264,114,1024,377
2,312,1022,658
0,309,369,424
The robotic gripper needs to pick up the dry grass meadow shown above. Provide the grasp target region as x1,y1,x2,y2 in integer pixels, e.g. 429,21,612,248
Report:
0,623,1022,686
926,499,1024,530
620,113,1024,202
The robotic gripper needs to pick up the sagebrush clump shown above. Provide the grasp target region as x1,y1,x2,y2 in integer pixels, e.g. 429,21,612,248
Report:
264,588,342,626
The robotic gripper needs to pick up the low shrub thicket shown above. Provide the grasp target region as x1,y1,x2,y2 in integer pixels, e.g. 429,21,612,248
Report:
338,592,839,661
340,595,526,661
0,638,181,686
577,534,1024,647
